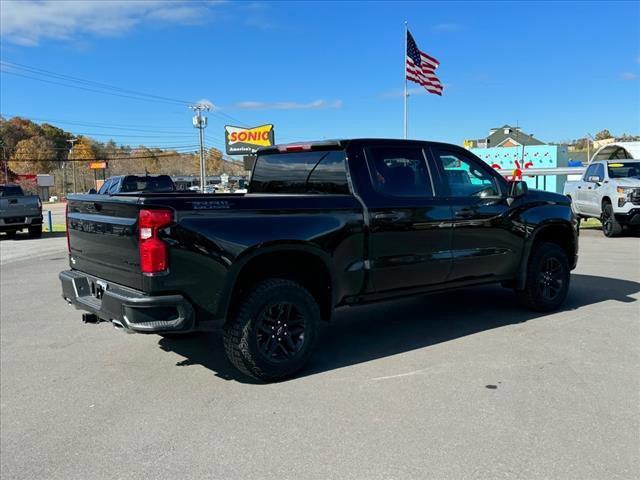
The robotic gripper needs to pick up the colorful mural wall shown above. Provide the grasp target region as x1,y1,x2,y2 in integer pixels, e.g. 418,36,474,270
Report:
469,145,570,193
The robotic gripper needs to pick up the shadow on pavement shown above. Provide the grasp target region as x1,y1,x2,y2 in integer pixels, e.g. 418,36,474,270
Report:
0,231,67,241
158,273,640,384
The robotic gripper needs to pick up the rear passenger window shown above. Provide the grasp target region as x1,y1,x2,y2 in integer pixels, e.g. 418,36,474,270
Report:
366,146,433,197
250,150,349,194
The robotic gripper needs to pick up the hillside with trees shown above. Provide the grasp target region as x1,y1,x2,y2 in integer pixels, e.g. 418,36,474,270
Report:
559,129,640,150
0,116,244,194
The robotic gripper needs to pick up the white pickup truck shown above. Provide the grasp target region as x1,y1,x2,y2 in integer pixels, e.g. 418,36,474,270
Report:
564,160,640,237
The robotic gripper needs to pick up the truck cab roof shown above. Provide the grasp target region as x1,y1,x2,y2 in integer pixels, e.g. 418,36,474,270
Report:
257,138,468,154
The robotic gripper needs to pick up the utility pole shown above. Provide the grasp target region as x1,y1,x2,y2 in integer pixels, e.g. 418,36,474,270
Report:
190,104,210,192
67,138,77,193
585,133,594,164
0,139,7,182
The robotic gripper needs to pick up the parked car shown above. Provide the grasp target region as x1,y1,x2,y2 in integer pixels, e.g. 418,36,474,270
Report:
60,139,578,381
564,159,640,237
0,184,43,238
96,175,176,195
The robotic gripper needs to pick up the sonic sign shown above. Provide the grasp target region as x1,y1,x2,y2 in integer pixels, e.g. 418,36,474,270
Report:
225,124,275,155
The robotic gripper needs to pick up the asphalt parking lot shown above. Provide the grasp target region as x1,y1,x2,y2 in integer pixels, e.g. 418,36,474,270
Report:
1,229,639,480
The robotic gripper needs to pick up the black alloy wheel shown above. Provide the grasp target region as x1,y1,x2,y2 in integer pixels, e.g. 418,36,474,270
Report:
256,302,306,363
537,257,564,301
516,242,570,312
223,278,320,382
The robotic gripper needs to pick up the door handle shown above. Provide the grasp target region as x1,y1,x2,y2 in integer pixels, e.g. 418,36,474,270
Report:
455,208,474,218
373,212,404,222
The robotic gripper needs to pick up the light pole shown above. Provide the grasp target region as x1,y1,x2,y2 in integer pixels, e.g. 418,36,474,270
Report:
190,104,210,192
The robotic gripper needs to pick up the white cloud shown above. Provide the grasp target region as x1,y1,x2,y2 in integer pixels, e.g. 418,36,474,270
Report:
621,72,637,81
0,0,222,46
432,23,462,33
234,99,343,110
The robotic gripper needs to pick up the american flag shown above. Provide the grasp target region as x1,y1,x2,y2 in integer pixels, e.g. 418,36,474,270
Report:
406,30,443,96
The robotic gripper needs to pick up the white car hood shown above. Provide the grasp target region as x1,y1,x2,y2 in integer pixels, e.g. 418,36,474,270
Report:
612,178,640,188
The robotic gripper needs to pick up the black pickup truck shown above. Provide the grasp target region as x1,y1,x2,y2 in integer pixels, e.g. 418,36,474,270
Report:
60,139,578,381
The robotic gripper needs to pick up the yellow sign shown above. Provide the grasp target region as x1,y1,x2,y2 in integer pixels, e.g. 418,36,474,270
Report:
225,124,275,155
89,162,107,169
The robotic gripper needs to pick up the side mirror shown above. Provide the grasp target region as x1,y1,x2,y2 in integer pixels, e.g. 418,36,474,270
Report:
88,188,97,194
508,180,528,198
587,175,602,184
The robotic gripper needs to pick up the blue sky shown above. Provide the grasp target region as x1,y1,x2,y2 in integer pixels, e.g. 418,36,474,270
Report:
1,0,639,153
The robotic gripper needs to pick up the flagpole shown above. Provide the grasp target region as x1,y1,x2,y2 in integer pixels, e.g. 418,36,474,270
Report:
403,21,408,139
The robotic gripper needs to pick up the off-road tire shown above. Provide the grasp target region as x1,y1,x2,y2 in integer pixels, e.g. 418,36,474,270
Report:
602,202,622,237
28,225,42,239
516,242,570,312
223,279,320,382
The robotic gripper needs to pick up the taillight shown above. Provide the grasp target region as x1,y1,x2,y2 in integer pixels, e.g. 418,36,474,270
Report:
65,202,70,253
139,208,173,274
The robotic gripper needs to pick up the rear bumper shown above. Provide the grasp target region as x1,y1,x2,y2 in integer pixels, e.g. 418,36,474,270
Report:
615,208,640,225
0,214,42,231
59,270,194,333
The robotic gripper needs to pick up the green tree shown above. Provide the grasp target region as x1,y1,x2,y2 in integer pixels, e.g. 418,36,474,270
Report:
595,129,613,140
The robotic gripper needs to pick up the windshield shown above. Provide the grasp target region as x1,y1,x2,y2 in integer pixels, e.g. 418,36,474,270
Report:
119,176,175,193
0,185,24,196
607,162,640,179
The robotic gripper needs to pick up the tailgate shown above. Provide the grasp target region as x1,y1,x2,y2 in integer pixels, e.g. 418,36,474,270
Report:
67,196,143,290
0,196,40,218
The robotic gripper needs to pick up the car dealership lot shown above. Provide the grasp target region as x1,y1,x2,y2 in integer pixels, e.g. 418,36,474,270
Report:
1,230,638,480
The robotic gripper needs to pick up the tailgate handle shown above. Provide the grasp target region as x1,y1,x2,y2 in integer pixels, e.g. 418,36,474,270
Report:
93,203,103,211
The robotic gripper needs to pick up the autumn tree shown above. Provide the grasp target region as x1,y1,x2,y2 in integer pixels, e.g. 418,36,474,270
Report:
130,146,160,174
69,137,97,192
40,123,72,161
0,117,40,151
9,136,57,174
206,148,223,175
